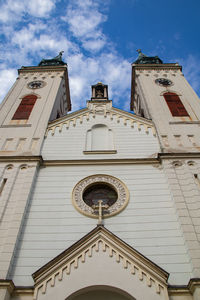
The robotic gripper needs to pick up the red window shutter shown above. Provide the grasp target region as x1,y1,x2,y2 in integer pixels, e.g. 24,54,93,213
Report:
12,95,37,120
163,92,189,117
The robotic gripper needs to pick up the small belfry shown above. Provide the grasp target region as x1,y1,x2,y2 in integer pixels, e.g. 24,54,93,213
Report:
91,82,109,100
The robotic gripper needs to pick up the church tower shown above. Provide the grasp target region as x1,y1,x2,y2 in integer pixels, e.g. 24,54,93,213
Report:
0,53,71,286
131,50,200,153
0,52,71,156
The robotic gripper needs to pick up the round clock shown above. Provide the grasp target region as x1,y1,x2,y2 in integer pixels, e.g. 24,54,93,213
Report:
27,80,45,89
155,78,173,87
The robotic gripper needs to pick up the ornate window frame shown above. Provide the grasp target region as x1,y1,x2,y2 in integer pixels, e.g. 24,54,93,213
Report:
72,174,129,218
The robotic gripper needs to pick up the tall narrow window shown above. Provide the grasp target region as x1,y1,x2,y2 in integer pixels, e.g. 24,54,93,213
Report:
163,92,189,117
12,95,37,120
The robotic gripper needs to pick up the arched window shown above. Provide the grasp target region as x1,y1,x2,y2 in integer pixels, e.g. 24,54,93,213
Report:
12,95,37,120
163,92,189,117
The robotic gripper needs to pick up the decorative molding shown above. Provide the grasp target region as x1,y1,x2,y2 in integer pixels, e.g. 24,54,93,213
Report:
18,65,68,74
43,158,160,166
72,174,129,218
0,155,43,164
169,121,200,124
83,150,117,155
1,124,32,128
159,153,200,159
45,107,156,137
32,226,168,300
0,280,34,297
0,279,15,294
132,63,182,71
168,278,200,296
0,157,160,165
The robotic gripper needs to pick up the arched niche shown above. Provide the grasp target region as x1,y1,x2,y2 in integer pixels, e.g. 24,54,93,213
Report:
86,124,114,151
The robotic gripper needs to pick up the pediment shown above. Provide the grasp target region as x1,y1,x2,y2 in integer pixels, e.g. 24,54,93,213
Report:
46,105,156,137
32,226,169,300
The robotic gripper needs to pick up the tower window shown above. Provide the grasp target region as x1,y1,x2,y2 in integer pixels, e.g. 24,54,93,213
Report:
12,95,37,120
163,92,189,117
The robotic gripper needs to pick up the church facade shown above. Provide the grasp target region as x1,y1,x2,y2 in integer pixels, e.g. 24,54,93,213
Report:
0,53,200,300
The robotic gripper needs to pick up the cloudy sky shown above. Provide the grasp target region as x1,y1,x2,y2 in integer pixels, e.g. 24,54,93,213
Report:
0,0,200,111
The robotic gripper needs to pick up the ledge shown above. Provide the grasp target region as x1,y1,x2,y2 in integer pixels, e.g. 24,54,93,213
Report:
159,152,200,159
83,150,117,155
1,124,32,128
169,121,200,125
0,155,43,164
43,158,160,166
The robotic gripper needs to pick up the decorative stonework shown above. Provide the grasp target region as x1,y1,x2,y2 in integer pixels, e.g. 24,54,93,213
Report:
72,174,129,218
33,227,168,300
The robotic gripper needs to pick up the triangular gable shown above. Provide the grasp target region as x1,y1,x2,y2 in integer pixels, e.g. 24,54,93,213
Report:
32,226,169,300
46,105,156,137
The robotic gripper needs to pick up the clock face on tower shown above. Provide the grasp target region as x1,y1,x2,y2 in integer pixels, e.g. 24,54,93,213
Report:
155,78,173,87
27,80,45,89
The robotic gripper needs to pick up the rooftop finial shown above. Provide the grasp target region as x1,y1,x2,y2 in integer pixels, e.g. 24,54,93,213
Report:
38,51,66,66
134,49,163,64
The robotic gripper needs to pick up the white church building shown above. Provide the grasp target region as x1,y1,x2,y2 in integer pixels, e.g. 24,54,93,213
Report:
0,52,200,300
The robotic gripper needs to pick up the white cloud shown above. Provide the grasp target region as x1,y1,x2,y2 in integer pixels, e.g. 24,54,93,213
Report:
67,52,131,111
0,69,17,103
0,0,24,22
0,0,56,23
82,38,106,52
64,0,107,52
28,0,56,17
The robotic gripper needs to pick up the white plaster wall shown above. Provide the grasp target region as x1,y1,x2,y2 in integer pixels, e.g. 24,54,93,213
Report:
0,162,38,278
163,159,200,278
11,164,192,286
42,113,160,160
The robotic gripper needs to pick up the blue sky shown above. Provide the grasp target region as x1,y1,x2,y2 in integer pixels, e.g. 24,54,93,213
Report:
0,0,200,112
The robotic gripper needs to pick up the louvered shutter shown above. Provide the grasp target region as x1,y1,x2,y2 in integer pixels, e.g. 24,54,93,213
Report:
12,95,37,120
163,93,189,117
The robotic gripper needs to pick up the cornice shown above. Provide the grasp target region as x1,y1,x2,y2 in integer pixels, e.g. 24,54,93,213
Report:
43,158,160,166
83,150,117,154
168,278,200,296
18,65,68,74
158,153,200,159
0,279,15,293
2,155,199,166
131,63,182,71
0,155,43,164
